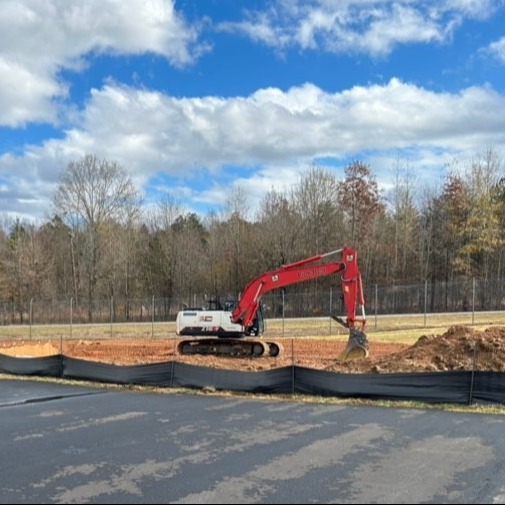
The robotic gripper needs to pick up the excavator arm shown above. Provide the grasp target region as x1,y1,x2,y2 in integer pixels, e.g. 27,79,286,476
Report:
232,245,368,360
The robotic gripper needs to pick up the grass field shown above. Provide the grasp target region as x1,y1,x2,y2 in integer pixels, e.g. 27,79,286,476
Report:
0,310,504,344
267,311,505,343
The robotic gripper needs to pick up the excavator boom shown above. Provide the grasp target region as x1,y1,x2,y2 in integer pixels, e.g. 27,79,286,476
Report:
231,254,345,329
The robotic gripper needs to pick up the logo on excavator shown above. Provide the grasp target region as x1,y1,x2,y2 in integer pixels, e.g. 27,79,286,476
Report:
272,275,279,282
199,315,213,322
298,266,327,278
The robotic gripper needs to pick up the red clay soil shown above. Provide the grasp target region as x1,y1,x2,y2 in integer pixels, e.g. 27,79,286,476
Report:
1,325,504,373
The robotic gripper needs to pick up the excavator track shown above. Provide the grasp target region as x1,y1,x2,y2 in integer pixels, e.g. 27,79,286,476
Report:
177,338,283,358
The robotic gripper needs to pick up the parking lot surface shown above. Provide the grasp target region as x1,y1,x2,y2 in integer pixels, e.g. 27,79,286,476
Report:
1,378,504,504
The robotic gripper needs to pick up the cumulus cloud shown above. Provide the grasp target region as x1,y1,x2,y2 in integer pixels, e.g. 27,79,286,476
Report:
2,79,505,222
25,78,503,185
0,0,205,127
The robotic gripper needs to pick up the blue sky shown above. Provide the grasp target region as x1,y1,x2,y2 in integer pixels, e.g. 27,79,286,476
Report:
1,0,505,225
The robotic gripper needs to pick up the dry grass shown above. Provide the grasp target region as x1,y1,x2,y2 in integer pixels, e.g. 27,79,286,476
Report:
265,311,505,344
1,311,505,345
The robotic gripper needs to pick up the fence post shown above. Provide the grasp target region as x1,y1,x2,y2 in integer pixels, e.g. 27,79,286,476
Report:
29,298,33,340
468,342,477,406
152,294,155,339
70,297,73,339
472,278,475,324
282,290,285,338
375,284,378,330
291,338,295,395
329,287,332,334
171,335,176,387
424,280,428,328
110,296,113,338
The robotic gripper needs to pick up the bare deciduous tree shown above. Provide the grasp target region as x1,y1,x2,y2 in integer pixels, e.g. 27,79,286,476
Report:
291,166,342,255
53,154,140,321
142,195,185,301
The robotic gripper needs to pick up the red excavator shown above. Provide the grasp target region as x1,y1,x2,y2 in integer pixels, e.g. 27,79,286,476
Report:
175,245,368,361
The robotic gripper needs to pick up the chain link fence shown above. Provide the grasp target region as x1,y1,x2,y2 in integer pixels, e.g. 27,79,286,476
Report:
2,277,505,326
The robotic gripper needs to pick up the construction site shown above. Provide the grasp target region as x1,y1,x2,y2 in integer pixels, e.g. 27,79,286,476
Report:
0,323,504,374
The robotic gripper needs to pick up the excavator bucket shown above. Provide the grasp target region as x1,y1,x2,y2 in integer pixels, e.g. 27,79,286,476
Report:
338,328,369,362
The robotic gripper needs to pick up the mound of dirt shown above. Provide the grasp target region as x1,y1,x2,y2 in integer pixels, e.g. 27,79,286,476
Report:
0,341,60,358
1,325,504,373
325,325,505,373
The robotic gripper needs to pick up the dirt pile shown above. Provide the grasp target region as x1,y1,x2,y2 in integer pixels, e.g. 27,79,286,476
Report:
326,325,505,373
1,325,504,373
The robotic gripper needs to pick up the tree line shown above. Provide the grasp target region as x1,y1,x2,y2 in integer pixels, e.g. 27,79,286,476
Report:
1,149,504,322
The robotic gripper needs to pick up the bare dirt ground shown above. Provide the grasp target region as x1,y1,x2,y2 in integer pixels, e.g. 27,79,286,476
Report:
1,325,504,373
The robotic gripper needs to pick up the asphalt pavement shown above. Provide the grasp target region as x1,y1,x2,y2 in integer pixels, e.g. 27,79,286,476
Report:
1,377,504,504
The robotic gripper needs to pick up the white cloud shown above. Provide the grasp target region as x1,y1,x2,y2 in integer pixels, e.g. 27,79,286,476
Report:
217,0,501,56
486,37,505,64
0,0,204,127
2,78,505,222
442,0,500,19
59,79,505,174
